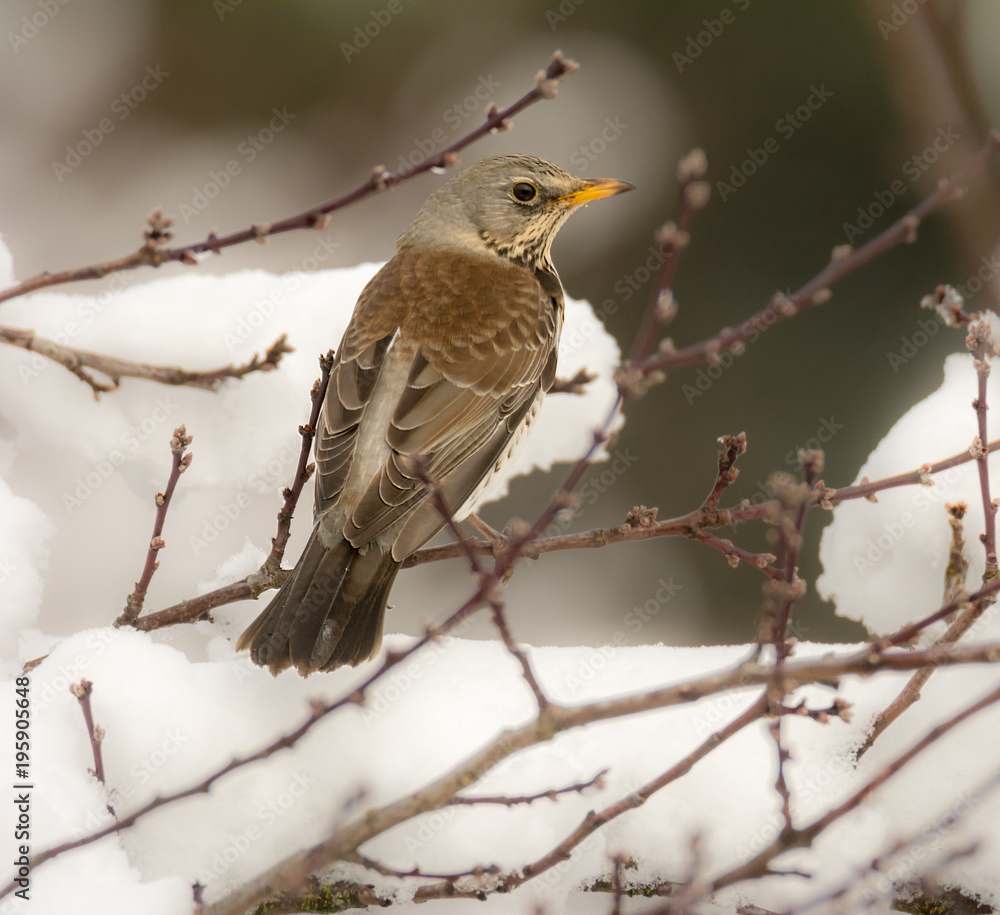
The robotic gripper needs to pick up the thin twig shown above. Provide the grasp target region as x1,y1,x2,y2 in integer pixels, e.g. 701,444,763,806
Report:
411,455,485,577
610,853,626,915
70,679,116,826
500,695,768,897
702,432,747,512
0,52,579,307
265,351,333,573
120,435,1000,635
695,532,779,577
456,768,608,806
704,680,1000,897
69,680,106,786
116,426,192,627
548,367,597,395
966,314,998,579
343,852,500,885
0,325,291,398
627,149,710,367
641,130,1000,376
856,504,981,757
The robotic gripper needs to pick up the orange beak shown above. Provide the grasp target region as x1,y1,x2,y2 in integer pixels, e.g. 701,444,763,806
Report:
557,178,634,208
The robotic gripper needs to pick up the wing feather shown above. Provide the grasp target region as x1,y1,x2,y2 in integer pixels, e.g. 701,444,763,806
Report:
311,247,561,555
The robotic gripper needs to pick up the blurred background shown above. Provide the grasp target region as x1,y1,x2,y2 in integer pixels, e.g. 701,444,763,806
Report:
2,0,1000,651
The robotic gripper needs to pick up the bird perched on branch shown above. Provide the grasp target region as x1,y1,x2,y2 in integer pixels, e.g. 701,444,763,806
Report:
238,154,632,675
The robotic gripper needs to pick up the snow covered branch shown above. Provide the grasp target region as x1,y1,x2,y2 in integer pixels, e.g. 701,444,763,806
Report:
0,323,292,397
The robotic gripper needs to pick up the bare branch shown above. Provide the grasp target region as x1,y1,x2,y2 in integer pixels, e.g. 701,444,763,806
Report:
704,680,1000,898
265,350,333,573
641,130,1000,376
116,426,192,627
0,325,291,398
0,52,578,306
69,680,106,787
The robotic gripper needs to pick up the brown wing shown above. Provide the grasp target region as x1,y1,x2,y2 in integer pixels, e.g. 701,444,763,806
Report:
316,247,561,559
312,273,403,516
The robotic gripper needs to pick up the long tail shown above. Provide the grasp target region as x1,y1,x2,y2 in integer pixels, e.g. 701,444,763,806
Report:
237,528,400,675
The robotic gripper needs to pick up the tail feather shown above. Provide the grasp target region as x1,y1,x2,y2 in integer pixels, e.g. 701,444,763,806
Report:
236,528,400,675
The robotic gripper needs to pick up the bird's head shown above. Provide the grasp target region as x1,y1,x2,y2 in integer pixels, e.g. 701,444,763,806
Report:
398,154,633,271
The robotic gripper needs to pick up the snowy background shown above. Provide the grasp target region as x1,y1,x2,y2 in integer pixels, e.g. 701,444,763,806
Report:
2,240,1000,912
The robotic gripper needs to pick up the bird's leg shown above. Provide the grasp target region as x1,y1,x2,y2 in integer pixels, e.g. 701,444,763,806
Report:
466,513,507,551
466,513,518,584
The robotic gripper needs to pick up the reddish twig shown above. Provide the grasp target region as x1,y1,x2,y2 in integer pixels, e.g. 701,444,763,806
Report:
857,504,984,758
501,695,768,895
0,53,578,307
0,325,291,398
696,532,779,578
609,852,627,915
265,350,333,572
702,432,747,512
627,149,710,367
345,852,501,885
70,679,116,826
966,314,999,580
132,578,256,631
412,455,485,577
488,599,550,711
705,680,1000,897
69,680,106,786
116,426,192,627
641,131,1000,377
121,435,1000,635
456,768,608,807
548,367,597,395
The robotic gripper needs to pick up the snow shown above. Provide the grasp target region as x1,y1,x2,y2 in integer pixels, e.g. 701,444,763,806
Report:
7,633,1000,913
818,313,1000,639
3,266,1000,913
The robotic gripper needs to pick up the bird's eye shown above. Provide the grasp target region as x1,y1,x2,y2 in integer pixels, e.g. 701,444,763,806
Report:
511,181,538,202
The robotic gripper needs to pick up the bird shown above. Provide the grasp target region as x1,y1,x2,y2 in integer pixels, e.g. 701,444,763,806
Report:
237,154,632,675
